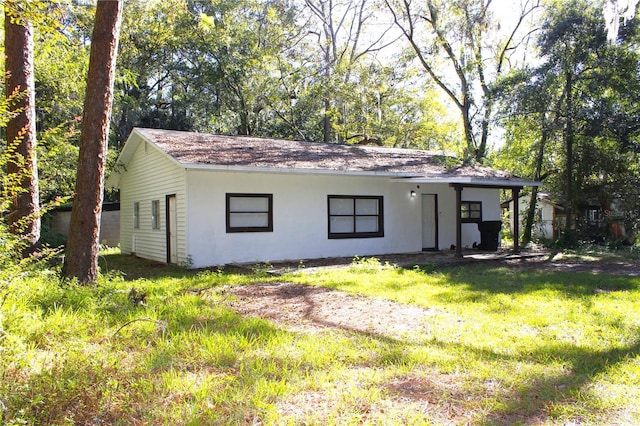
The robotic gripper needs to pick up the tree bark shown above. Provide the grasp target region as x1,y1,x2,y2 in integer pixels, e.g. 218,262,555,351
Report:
522,129,548,245
4,2,40,255
63,0,123,283
564,70,574,234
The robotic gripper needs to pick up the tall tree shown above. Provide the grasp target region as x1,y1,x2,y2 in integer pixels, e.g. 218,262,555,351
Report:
4,0,40,255
113,0,195,144
536,0,605,236
497,0,640,244
63,0,124,283
193,0,301,136
34,2,90,205
303,0,396,143
494,67,565,244
385,0,540,161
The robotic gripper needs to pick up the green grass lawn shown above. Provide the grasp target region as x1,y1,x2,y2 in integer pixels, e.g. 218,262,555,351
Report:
0,251,638,425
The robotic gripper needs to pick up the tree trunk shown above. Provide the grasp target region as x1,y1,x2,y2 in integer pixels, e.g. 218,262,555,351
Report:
323,98,331,143
522,128,549,245
63,0,123,284
461,101,475,160
522,187,538,245
564,70,574,234
4,2,40,255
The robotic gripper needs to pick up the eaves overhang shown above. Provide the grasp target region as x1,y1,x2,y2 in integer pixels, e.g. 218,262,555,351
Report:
394,176,542,188
181,163,414,178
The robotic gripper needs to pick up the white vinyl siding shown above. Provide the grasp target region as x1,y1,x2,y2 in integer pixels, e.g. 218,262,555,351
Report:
118,136,187,264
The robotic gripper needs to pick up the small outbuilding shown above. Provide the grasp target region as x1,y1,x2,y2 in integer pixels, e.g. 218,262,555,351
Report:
107,128,539,268
501,193,565,241
46,203,121,247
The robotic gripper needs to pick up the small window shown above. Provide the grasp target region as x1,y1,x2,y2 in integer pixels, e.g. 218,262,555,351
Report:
461,201,482,223
133,202,140,229
151,200,160,229
226,193,273,233
328,195,383,239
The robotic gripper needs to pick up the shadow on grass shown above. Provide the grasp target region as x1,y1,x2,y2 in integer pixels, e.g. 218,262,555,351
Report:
425,263,640,299
98,252,257,281
408,332,639,424
489,340,639,424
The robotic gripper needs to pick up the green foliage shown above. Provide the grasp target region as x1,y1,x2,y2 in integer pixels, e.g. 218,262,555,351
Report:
350,255,395,272
107,0,462,149
0,1,89,208
495,0,640,244
0,84,68,287
332,62,462,150
33,9,89,133
36,122,80,204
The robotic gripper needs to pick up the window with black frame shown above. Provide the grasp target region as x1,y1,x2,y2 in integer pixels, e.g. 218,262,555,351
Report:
151,200,160,229
133,202,140,229
328,195,383,238
226,193,273,232
460,201,482,223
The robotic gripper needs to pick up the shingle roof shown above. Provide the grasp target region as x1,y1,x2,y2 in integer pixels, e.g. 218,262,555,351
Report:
123,128,537,186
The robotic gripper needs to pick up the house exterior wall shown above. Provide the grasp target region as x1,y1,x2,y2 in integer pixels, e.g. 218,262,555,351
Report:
183,171,501,267
414,184,500,250
119,140,188,264
454,186,500,248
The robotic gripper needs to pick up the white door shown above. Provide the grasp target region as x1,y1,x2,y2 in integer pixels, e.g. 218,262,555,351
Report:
167,195,178,264
421,194,438,250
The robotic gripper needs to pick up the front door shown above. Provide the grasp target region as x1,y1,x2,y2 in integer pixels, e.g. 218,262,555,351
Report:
166,195,177,264
421,194,438,250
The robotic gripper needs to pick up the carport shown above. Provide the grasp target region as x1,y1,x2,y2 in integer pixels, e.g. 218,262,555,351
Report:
450,182,530,258
399,175,541,258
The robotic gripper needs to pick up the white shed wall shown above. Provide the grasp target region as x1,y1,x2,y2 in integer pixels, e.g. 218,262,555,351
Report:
119,140,188,264
462,187,501,247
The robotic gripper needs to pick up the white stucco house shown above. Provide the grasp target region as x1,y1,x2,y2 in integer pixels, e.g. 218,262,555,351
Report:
106,128,539,268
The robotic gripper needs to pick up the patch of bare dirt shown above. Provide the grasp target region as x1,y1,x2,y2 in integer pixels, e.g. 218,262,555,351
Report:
223,281,438,340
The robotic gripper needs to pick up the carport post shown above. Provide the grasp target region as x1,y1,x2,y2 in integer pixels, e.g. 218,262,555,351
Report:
512,187,521,254
454,184,463,258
